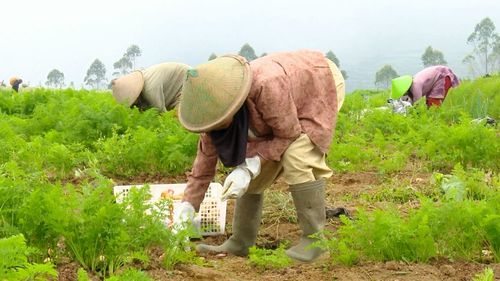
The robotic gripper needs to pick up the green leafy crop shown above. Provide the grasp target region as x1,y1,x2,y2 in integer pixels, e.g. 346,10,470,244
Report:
248,244,293,270
0,234,57,280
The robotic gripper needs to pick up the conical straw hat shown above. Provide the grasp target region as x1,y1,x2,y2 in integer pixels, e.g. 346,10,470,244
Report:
391,75,412,99
9,76,20,86
111,71,144,106
179,55,252,132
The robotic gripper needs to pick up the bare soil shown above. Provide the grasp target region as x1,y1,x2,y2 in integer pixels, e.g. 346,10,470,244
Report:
57,172,500,280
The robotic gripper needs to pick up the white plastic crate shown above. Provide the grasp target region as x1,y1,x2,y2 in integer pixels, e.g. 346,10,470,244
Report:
113,183,227,236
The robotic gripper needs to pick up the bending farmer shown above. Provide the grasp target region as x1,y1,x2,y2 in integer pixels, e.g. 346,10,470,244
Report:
111,62,191,111
391,65,459,107
9,77,23,92
176,50,345,262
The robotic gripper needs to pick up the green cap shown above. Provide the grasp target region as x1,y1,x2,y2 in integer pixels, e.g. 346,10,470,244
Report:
391,75,412,99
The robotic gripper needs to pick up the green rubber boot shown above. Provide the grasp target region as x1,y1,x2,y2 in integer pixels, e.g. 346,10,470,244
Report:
286,179,326,262
196,193,263,256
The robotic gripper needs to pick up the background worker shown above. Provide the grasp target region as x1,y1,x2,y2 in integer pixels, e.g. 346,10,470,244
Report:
391,65,460,107
111,62,190,111
175,50,345,262
9,77,23,92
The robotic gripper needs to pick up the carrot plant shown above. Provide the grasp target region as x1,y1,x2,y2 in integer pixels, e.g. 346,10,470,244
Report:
77,267,154,281
1,75,499,276
434,164,499,201
104,268,153,281
248,244,292,270
317,164,499,265
95,123,197,178
2,177,199,277
442,74,500,120
472,268,495,281
316,192,500,265
0,234,57,280
329,82,500,173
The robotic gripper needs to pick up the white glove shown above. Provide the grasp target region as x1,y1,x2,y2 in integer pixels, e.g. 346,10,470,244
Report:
391,98,412,114
221,156,261,201
172,201,200,233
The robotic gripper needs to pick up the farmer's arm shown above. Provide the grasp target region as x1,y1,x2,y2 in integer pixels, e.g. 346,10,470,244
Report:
183,133,218,211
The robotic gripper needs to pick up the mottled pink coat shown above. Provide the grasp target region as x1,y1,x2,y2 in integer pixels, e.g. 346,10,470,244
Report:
411,65,460,102
183,50,338,210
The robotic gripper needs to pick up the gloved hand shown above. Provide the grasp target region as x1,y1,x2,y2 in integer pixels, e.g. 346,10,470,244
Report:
172,201,200,234
391,98,412,115
221,156,261,201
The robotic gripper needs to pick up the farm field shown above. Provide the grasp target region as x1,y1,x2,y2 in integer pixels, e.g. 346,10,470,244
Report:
1,75,499,281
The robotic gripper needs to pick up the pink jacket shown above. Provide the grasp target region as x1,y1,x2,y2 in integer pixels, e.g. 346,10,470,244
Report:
183,50,338,210
411,66,460,102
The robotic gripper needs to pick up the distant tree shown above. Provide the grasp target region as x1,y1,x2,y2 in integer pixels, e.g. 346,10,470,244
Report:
84,59,106,89
113,56,132,77
491,41,500,73
325,50,348,79
466,17,500,75
325,50,340,65
340,70,348,80
463,54,481,77
125,44,142,69
69,81,75,88
239,43,257,61
208,53,217,61
421,46,447,67
46,69,65,88
260,52,268,57
375,65,399,88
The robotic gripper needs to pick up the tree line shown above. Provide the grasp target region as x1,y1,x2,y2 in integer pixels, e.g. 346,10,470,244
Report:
375,17,500,88
46,43,347,90
210,43,349,79
46,45,142,89
45,17,500,90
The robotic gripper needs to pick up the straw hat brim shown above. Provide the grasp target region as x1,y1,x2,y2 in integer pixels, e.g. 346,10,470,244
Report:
179,55,252,133
112,71,145,106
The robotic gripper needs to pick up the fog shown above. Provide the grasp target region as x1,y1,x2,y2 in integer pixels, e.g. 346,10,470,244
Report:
2,0,499,92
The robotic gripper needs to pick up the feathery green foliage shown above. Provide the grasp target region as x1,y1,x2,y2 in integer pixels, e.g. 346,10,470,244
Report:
0,75,498,276
329,76,500,173
472,268,495,281
248,244,293,270
0,234,57,280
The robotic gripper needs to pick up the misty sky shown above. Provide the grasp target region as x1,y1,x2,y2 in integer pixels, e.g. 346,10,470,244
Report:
2,0,499,92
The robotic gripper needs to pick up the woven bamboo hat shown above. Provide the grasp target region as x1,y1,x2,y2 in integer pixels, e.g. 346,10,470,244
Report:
111,71,145,106
9,76,21,86
179,55,252,132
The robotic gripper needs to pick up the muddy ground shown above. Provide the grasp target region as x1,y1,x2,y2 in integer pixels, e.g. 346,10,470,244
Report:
59,172,500,280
